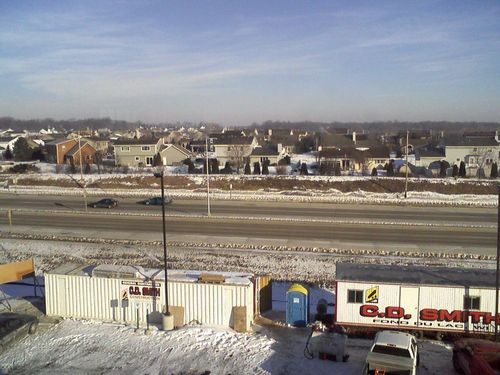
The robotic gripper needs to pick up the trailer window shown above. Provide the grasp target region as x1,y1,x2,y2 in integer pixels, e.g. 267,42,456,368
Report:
348,289,363,303
464,296,480,310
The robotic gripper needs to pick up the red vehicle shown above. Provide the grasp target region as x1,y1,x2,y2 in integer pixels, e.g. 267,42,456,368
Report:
452,339,500,375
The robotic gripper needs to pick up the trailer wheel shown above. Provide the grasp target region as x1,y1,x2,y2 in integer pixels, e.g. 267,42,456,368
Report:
435,331,445,341
411,330,423,339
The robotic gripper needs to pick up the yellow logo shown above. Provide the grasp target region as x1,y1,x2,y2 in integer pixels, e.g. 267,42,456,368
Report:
121,289,129,301
365,286,379,303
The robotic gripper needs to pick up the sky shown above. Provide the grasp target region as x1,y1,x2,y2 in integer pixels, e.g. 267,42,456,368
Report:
0,0,499,125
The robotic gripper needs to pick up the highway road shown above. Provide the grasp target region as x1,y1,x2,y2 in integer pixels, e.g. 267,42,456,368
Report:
0,194,496,254
0,194,495,224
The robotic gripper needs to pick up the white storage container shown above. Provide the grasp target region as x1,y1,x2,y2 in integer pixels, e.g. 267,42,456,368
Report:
45,264,254,331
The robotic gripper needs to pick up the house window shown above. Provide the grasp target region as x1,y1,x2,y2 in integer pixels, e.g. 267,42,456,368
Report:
135,156,140,161
347,289,363,304
141,146,151,151
146,156,153,165
121,146,130,151
464,296,480,310
227,147,231,151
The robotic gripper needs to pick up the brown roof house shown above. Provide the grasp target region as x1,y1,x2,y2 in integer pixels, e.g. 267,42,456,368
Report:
45,138,96,164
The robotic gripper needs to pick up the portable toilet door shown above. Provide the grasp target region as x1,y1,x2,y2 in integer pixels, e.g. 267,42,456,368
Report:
286,283,309,327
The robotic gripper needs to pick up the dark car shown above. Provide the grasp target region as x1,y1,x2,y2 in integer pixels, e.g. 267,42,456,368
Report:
139,196,173,205
0,313,38,352
88,198,118,208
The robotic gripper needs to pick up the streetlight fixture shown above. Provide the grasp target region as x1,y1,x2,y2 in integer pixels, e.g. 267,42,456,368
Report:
153,170,173,331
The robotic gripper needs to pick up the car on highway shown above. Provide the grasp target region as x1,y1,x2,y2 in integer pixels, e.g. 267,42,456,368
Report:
88,198,118,208
453,338,500,375
139,196,173,205
0,312,39,352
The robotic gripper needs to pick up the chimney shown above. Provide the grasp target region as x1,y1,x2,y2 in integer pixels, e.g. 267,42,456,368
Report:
495,130,499,143
352,131,356,144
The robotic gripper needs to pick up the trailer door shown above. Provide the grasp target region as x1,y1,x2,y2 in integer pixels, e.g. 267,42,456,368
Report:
400,287,419,327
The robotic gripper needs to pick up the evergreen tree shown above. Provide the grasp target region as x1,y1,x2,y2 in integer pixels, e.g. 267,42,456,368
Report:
69,159,76,174
439,161,447,178
183,158,195,174
153,153,162,166
371,167,378,176
490,162,498,179
459,161,466,178
386,160,394,177
3,145,13,160
253,162,261,175
452,164,459,177
334,163,341,176
262,160,270,175
222,161,232,174
13,138,32,161
210,159,219,174
244,161,251,175
300,162,308,175
84,163,91,174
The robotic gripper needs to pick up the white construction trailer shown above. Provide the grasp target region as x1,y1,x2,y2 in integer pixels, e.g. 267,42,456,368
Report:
45,264,256,331
335,263,500,338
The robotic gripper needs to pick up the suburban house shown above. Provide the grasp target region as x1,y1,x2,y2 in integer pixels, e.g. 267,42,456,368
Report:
159,144,191,166
439,131,500,177
414,145,446,169
45,138,96,164
248,144,284,166
113,138,162,167
266,129,300,155
64,142,97,165
208,133,258,168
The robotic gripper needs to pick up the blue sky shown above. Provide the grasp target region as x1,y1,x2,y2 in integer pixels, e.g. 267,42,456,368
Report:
0,0,499,124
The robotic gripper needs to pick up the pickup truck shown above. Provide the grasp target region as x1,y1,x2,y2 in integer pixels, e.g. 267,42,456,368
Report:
363,330,419,375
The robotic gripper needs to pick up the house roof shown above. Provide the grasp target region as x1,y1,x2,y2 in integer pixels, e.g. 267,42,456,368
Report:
441,134,499,147
44,138,76,146
211,134,254,145
159,144,191,156
414,145,445,158
336,262,497,288
318,133,354,148
113,137,160,146
65,142,96,157
250,145,279,156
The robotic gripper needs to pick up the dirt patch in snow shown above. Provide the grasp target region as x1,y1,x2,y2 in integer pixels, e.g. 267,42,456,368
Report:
4,174,496,195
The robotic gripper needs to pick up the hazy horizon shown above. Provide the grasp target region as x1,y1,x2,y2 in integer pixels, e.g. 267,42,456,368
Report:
1,1,499,125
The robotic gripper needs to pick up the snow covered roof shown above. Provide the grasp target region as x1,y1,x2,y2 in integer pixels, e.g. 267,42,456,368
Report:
47,263,253,286
336,263,497,288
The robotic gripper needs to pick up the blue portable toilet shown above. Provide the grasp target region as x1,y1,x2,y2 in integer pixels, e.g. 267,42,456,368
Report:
286,283,309,327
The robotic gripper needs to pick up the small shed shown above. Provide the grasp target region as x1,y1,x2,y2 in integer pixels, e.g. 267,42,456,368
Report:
286,283,309,327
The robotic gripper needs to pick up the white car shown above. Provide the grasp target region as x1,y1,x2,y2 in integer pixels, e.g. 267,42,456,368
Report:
363,330,419,375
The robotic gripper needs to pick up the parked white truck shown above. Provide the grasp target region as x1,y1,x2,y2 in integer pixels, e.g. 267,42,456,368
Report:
363,330,419,375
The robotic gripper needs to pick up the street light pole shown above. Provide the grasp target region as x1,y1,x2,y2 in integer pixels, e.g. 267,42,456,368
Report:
78,132,88,212
154,171,173,330
495,184,500,340
404,130,409,199
205,137,211,217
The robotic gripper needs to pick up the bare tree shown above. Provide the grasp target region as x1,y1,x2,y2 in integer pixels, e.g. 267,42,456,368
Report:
228,145,246,174
472,146,495,178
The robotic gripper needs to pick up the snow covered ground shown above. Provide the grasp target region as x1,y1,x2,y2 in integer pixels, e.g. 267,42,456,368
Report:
0,316,457,375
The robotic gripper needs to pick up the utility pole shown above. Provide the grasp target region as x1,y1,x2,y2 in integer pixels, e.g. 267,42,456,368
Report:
78,132,88,211
404,130,409,199
205,137,211,217
495,184,500,340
